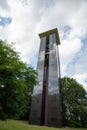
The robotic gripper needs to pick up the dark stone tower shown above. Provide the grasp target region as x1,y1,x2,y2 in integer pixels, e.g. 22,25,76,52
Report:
29,28,62,127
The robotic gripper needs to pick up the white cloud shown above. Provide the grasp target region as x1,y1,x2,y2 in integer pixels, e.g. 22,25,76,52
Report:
59,38,83,76
73,73,87,90
0,0,42,63
0,0,87,90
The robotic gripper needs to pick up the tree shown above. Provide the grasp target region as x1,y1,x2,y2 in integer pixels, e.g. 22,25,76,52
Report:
61,77,87,127
0,40,38,120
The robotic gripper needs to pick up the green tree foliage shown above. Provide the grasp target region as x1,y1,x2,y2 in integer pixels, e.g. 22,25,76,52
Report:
0,40,38,120
61,77,87,127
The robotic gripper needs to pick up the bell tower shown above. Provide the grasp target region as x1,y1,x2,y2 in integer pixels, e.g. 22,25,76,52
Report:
29,28,62,127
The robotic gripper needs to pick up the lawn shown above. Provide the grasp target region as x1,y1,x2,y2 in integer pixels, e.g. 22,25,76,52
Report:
0,120,87,130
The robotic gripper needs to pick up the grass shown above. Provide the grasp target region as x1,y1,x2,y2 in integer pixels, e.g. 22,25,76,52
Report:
0,120,87,130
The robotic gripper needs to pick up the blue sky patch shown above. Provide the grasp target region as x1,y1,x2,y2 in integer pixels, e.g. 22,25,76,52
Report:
63,26,71,32
81,37,87,49
62,26,72,40
31,52,38,69
0,16,12,27
85,80,87,84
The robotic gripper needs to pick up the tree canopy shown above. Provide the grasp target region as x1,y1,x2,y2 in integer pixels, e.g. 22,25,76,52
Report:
61,77,87,127
0,40,38,120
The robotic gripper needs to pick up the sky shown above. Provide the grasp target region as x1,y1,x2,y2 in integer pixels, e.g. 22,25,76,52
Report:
0,0,87,90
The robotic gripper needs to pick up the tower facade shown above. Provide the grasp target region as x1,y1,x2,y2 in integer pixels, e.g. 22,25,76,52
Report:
29,28,62,127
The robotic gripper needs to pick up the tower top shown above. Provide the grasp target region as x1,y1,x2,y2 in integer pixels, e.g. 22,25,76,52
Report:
38,28,61,45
